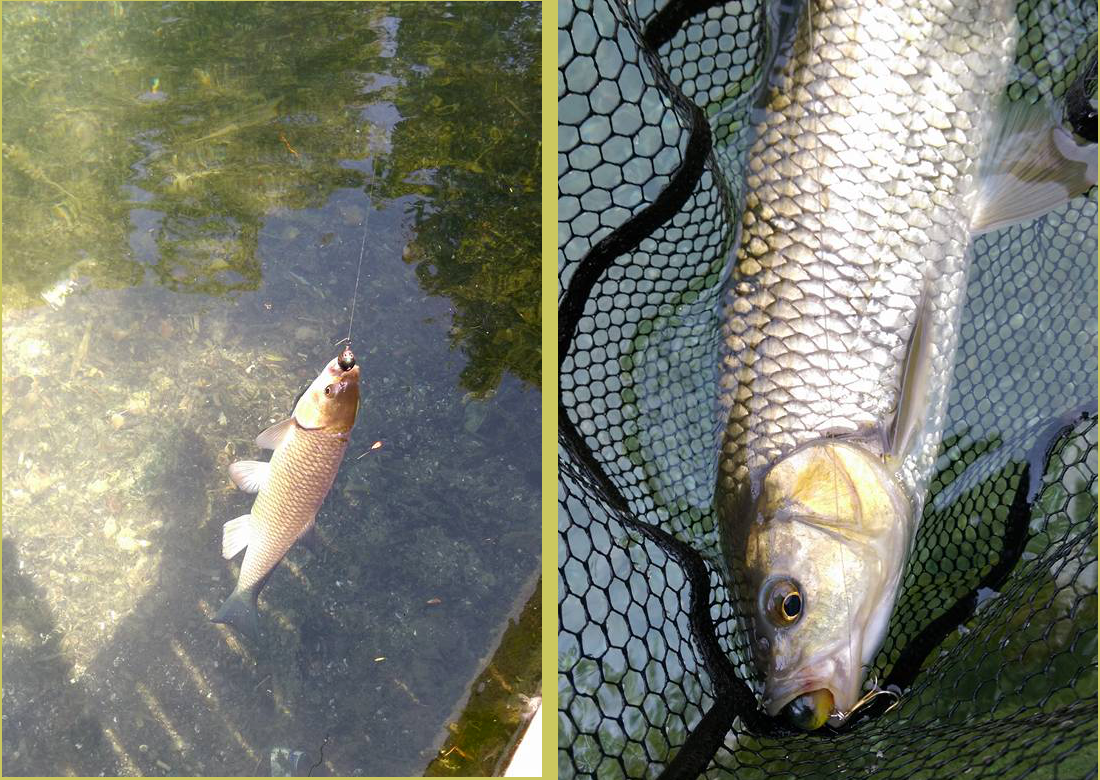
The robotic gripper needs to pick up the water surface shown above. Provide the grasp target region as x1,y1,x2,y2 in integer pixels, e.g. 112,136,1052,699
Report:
2,2,541,775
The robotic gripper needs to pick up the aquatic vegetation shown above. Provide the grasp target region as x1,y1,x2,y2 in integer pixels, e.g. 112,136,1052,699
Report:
2,1,540,402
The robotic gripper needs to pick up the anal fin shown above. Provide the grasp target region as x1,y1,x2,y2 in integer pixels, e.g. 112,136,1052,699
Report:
296,522,325,558
222,514,254,560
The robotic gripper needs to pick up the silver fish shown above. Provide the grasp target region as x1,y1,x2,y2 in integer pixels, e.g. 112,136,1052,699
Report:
213,347,360,639
717,0,1095,730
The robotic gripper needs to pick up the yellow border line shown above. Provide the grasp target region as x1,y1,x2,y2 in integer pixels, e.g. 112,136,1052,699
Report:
541,0,559,776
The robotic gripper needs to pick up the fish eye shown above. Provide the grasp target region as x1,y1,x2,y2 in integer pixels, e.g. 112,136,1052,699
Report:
764,579,804,626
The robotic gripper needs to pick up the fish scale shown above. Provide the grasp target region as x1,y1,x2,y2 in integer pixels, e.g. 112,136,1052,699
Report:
237,426,350,593
719,0,1017,508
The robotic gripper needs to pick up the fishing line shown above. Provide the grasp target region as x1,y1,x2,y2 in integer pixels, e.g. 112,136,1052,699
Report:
837,674,901,722
801,2,837,428
343,154,378,348
803,0,856,716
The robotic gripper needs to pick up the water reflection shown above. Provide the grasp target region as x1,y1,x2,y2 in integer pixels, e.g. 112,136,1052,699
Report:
2,2,541,775
387,3,541,397
3,2,541,400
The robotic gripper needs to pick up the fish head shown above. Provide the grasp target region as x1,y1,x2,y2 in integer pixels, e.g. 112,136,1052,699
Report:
292,355,360,433
741,441,910,731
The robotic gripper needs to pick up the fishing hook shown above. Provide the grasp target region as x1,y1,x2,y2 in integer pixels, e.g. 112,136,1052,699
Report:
835,674,902,722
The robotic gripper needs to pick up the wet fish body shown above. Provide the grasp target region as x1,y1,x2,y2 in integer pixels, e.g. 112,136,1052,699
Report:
213,350,360,638
717,0,1095,729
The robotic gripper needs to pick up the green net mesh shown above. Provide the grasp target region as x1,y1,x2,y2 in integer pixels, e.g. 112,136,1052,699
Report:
558,0,1098,777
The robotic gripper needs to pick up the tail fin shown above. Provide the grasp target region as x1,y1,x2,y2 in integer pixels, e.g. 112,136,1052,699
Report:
211,587,260,642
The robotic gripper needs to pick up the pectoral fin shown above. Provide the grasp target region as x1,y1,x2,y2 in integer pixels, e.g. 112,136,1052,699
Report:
887,291,932,464
221,514,254,559
971,98,1097,235
255,417,295,450
228,460,270,493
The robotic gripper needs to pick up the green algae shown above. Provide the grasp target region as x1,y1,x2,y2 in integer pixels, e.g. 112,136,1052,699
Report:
425,577,543,776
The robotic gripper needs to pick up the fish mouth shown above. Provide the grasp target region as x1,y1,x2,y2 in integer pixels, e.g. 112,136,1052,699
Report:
764,655,862,728
325,357,361,385
331,367,359,389
765,678,835,716
766,681,846,730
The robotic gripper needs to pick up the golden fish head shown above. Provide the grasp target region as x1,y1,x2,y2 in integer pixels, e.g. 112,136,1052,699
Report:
741,441,911,730
292,355,360,433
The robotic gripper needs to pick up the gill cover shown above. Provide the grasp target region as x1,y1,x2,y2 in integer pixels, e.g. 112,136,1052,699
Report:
742,441,911,729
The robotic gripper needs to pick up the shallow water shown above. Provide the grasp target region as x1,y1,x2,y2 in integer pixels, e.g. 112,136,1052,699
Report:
2,2,541,776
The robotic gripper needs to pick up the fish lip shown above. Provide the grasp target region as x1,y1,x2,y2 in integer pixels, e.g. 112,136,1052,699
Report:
764,679,836,718
765,662,868,728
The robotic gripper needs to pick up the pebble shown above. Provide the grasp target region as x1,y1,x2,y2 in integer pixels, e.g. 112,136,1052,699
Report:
126,392,150,415
8,375,33,398
25,467,54,495
463,402,489,433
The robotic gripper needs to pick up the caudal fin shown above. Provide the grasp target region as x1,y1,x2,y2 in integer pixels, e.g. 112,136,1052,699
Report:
211,588,260,642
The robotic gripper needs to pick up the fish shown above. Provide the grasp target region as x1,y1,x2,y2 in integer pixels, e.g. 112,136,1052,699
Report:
716,0,1096,730
213,347,360,639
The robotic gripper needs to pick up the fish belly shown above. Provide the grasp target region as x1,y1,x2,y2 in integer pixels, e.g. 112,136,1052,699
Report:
236,426,349,592
719,0,1017,507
